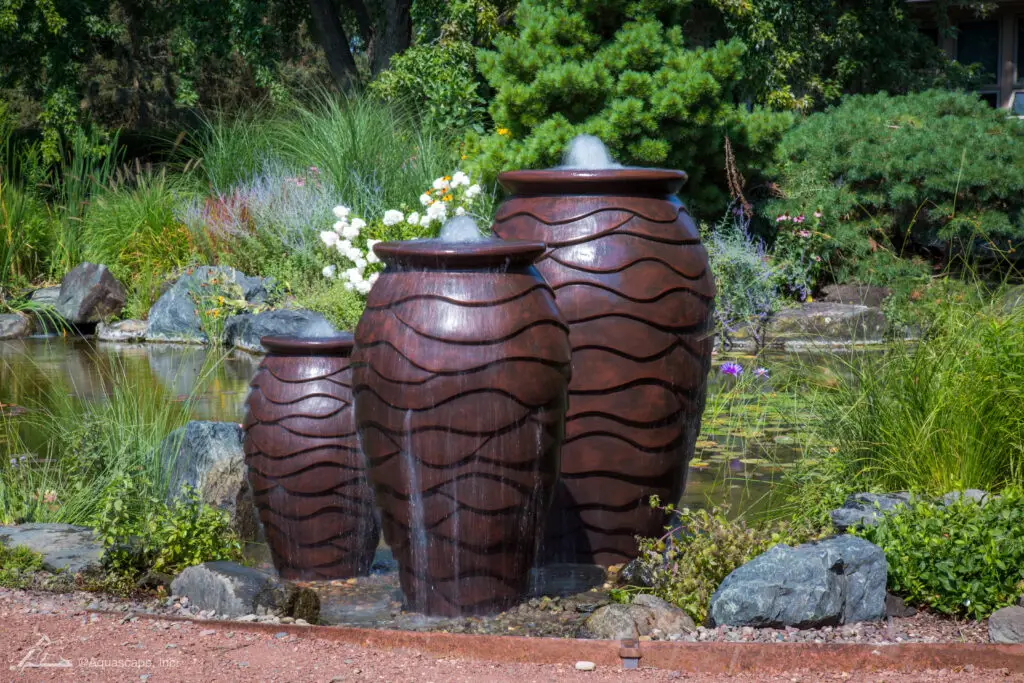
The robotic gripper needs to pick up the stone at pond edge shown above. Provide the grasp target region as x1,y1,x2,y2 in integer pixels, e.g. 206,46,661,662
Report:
223,309,337,354
97,319,147,343
708,535,886,628
989,606,1024,644
829,492,911,532
28,286,61,307
765,303,887,347
0,313,33,340
56,263,126,324
0,523,104,573
820,284,891,309
579,595,694,640
146,266,271,344
159,421,262,543
170,561,319,621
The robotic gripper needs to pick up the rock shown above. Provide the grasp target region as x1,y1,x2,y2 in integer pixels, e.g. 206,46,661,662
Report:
579,595,694,639
575,661,596,671
0,313,32,340
170,561,318,621
764,303,888,349
989,606,1024,644
146,266,271,344
708,535,887,628
159,421,261,542
829,492,911,531
97,319,147,343
0,523,104,573
820,284,890,309
1000,286,1024,314
56,263,126,324
223,309,337,354
631,594,695,635
619,558,656,588
885,593,917,618
530,563,607,597
136,570,174,592
28,286,61,307
940,489,989,506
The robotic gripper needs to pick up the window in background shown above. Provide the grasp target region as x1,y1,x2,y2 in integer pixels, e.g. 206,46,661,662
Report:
1012,92,1024,116
958,20,1001,85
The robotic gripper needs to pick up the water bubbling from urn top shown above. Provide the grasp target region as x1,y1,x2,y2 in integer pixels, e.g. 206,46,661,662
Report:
438,215,491,242
558,134,623,170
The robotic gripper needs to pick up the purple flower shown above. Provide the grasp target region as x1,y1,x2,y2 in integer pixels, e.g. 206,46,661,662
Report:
794,215,806,224
797,230,811,238
720,362,743,377
776,214,790,223
754,367,769,378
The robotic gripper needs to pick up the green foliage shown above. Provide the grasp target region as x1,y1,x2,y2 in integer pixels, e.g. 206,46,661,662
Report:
690,1,972,111
0,180,56,300
0,542,45,589
768,90,1024,284
859,489,1024,619
370,42,486,132
809,303,1024,496
293,278,368,332
185,275,264,345
621,497,813,624
94,477,241,579
473,0,793,215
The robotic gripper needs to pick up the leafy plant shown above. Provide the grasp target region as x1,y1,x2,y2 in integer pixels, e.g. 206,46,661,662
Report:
472,0,793,216
771,211,832,301
619,497,812,624
292,278,369,332
0,542,45,589
187,276,255,345
859,489,1024,619
767,90,1024,283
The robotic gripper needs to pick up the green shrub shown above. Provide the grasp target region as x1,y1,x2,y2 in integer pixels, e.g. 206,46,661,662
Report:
809,303,1024,495
618,498,813,624
293,278,367,332
472,0,793,216
859,489,1024,619
767,90,1024,283
370,42,486,133
94,476,241,579
1,180,55,298
0,542,45,589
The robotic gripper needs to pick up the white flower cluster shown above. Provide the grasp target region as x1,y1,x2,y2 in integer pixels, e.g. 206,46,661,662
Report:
412,171,482,229
319,204,380,295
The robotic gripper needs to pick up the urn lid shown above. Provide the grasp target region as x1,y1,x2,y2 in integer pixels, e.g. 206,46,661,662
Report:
260,334,355,356
373,239,547,270
497,169,687,197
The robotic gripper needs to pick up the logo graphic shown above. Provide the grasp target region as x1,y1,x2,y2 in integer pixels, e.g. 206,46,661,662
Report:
10,634,73,670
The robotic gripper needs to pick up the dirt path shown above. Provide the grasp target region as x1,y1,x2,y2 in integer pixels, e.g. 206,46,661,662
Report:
1,589,1020,682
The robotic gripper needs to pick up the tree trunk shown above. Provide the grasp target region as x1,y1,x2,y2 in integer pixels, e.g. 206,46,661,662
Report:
308,0,361,90
372,0,413,76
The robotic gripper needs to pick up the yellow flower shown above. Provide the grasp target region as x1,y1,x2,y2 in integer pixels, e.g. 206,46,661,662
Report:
444,175,451,181
443,194,452,202
497,127,510,136
461,154,468,160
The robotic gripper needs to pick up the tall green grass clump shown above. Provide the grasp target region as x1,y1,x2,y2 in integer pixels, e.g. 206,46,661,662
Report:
811,300,1024,496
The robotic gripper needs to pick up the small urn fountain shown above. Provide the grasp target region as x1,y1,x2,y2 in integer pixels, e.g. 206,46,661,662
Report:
492,137,716,566
352,230,571,616
243,334,379,579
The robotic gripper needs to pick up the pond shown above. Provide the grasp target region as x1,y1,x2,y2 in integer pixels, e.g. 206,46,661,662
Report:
0,337,824,519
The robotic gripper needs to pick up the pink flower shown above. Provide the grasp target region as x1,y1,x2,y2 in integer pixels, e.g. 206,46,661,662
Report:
309,166,319,174
794,215,806,224
797,230,812,238
813,255,822,262
814,211,823,218
776,214,790,223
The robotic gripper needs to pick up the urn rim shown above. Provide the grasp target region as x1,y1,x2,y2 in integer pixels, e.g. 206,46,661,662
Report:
260,334,355,356
373,239,547,270
497,168,687,197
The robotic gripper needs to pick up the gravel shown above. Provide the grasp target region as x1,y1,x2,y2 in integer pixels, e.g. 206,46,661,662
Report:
1,588,1017,682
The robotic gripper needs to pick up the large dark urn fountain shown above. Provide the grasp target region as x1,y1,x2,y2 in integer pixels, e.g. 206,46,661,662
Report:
352,240,571,616
493,168,715,566
243,335,379,580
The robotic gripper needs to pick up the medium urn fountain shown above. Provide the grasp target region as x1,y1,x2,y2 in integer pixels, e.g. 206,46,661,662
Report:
243,334,380,579
352,236,571,616
492,146,715,566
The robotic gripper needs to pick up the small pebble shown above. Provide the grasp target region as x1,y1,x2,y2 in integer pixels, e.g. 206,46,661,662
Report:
200,629,217,636
295,619,310,626
575,661,596,671
236,614,258,622
274,632,288,639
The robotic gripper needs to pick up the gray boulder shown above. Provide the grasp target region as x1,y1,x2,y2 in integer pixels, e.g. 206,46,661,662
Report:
56,262,126,324
530,563,607,597
940,489,989,506
619,557,656,588
159,421,261,542
0,523,103,573
579,595,694,640
829,492,911,531
170,561,319,621
989,606,1024,644
223,309,337,354
765,303,887,349
820,284,891,309
0,313,32,340
146,266,271,344
709,535,887,628
97,319,147,343
27,286,61,307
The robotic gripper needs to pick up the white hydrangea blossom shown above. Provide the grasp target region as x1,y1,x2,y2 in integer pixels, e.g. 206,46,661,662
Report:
332,205,350,220
341,223,360,240
383,209,404,226
451,171,470,187
355,280,372,295
320,231,339,247
455,207,466,216
322,265,337,279
419,193,432,207
406,211,420,225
